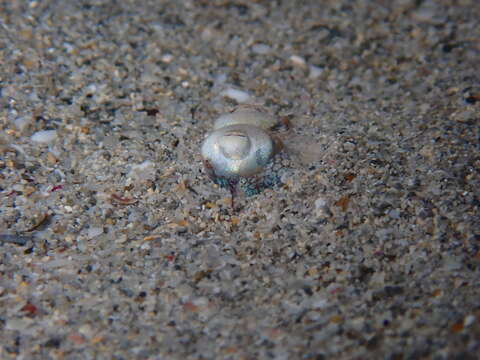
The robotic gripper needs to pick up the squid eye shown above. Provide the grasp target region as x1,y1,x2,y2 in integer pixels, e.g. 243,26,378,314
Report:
201,124,274,179
201,106,286,182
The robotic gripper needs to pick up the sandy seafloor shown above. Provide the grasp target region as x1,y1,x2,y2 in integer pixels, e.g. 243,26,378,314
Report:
0,0,479,359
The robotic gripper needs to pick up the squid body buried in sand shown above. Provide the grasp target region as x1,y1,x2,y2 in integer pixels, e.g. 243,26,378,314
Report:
201,106,286,197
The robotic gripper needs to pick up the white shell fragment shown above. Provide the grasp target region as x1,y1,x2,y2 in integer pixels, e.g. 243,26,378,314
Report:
290,55,307,68
30,130,57,143
219,88,251,103
201,124,273,178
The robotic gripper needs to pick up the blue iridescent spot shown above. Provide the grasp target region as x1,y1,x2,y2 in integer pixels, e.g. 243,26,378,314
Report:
215,177,230,188
263,173,281,188
237,171,282,197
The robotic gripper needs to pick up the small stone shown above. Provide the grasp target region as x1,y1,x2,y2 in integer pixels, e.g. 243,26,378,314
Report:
78,324,94,337
30,130,57,143
160,54,174,63
251,43,271,54
87,227,103,239
23,186,36,196
13,116,31,131
314,197,329,217
388,209,400,219
309,65,323,78
47,152,58,165
453,110,474,123
116,234,128,244
129,160,156,182
464,314,476,327
68,333,86,345
443,256,463,271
